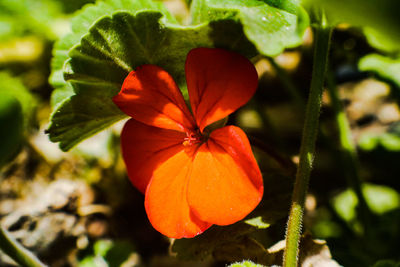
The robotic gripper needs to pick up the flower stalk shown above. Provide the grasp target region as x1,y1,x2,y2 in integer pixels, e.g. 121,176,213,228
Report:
283,10,332,267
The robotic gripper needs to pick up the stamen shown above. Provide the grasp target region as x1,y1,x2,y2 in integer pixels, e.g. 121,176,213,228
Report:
183,130,202,147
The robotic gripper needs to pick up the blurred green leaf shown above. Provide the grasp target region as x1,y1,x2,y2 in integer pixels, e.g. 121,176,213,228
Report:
358,133,382,151
0,73,35,167
0,93,23,168
332,187,358,222
93,240,113,257
364,184,400,214
0,73,35,127
190,0,309,56
228,260,266,267
78,256,99,267
379,134,400,151
364,27,400,54
304,0,400,47
311,208,342,238
333,183,400,223
79,239,135,267
372,260,400,267
54,0,95,14
312,219,342,239
359,122,400,152
0,0,65,40
104,241,136,267
359,54,400,88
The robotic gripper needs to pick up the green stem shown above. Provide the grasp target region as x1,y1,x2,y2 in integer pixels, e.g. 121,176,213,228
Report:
283,12,332,267
0,226,47,267
326,73,372,233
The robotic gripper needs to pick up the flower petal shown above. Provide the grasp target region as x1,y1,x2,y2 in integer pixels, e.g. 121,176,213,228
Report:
187,126,263,225
113,65,196,132
145,146,211,238
120,119,186,193
185,48,258,132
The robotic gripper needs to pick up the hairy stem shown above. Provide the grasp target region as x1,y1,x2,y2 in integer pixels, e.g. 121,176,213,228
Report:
283,12,332,267
0,226,47,267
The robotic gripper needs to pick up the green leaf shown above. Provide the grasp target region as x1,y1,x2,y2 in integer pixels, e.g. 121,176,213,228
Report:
48,10,205,150
49,0,176,107
190,0,309,56
244,216,270,229
359,54,400,88
48,0,309,150
48,8,261,150
65,11,205,94
47,94,126,151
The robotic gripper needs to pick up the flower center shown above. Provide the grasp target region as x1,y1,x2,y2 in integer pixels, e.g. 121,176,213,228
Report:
183,130,203,147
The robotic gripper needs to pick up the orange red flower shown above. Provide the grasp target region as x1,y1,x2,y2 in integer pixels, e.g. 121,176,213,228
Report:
113,48,263,238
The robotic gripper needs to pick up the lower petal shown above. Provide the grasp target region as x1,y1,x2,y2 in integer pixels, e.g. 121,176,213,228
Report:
187,126,263,225
145,148,211,238
120,119,186,193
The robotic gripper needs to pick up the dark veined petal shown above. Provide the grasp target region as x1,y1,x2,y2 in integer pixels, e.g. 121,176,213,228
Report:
113,65,196,132
120,119,186,193
185,48,258,132
187,126,263,225
145,146,211,238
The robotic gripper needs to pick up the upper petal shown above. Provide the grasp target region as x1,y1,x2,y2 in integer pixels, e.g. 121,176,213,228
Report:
120,118,186,193
113,65,196,132
187,126,263,225
145,146,211,238
185,48,258,132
